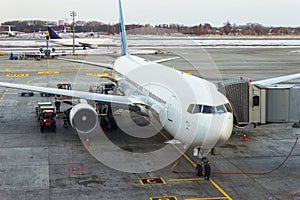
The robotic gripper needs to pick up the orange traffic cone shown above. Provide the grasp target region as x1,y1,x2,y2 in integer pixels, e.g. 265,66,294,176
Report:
242,132,247,142
86,138,90,146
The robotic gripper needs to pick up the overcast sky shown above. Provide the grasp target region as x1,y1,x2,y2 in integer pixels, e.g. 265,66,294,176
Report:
1,0,300,27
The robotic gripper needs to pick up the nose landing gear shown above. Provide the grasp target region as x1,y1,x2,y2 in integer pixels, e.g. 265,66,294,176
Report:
196,157,211,180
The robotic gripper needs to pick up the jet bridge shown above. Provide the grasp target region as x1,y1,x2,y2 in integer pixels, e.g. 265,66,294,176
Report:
222,79,250,125
221,78,300,125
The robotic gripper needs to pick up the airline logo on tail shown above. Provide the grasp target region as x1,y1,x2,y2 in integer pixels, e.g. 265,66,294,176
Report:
47,27,62,39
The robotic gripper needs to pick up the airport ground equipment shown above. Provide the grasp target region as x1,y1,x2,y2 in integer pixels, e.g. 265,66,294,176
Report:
55,82,73,110
56,82,72,99
35,102,54,121
89,82,116,94
40,109,56,133
19,91,34,97
96,103,117,130
9,53,18,60
90,82,117,130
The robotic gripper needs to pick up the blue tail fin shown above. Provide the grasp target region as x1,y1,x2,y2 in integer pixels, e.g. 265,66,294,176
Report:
47,27,62,39
118,0,127,56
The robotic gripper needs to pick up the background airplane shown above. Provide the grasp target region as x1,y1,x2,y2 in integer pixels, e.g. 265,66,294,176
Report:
47,26,118,49
0,25,24,37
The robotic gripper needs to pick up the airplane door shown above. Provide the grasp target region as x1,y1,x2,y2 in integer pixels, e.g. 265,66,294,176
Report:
167,95,176,122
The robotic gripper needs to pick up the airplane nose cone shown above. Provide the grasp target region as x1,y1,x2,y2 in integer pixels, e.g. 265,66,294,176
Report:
215,113,233,146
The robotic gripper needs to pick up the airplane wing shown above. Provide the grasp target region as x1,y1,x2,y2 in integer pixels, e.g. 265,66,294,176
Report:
78,40,118,48
152,57,179,63
58,56,178,68
57,57,114,70
0,81,130,106
252,73,300,86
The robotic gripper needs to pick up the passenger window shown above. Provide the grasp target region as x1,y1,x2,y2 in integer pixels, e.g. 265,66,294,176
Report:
202,105,214,114
224,103,233,113
216,105,226,113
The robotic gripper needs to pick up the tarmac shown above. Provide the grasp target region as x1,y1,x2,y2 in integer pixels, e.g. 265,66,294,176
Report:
0,45,300,200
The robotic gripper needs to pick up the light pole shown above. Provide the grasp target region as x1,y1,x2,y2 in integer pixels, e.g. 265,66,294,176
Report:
70,10,77,54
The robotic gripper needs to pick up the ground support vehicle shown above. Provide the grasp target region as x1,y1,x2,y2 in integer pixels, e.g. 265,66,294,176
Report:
35,102,53,120
40,109,56,133
19,91,34,97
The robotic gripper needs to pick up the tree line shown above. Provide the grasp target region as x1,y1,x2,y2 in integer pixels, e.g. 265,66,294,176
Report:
1,20,300,36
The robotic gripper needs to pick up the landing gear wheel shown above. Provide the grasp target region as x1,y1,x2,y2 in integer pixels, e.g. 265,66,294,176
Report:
204,164,211,180
196,164,203,177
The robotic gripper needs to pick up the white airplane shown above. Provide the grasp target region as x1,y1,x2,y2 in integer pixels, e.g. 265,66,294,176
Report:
0,25,20,37
0,0,300,178
47,26,118,49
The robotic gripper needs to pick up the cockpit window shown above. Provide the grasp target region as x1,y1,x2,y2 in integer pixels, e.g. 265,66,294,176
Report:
216,105,226,113
187,104,202,114
224,103,233,113
193,104,202,113
187,104,195,114
187,103,231,114
202,105,214,114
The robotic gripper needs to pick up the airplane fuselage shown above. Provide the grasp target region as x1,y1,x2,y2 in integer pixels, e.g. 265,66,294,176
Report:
113,55,233,154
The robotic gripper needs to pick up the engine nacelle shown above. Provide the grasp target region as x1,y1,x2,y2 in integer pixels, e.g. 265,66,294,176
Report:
69,103,98,133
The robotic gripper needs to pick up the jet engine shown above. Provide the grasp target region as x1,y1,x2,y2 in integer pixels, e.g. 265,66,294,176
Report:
69,103,98,133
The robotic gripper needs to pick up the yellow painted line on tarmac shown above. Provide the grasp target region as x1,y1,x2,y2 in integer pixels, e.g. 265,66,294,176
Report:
26,76,46,85
37,71,60,75
209,179,232,200
0,90,9,104
150,196,178,200
170,159,180,171
6,73,30,77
